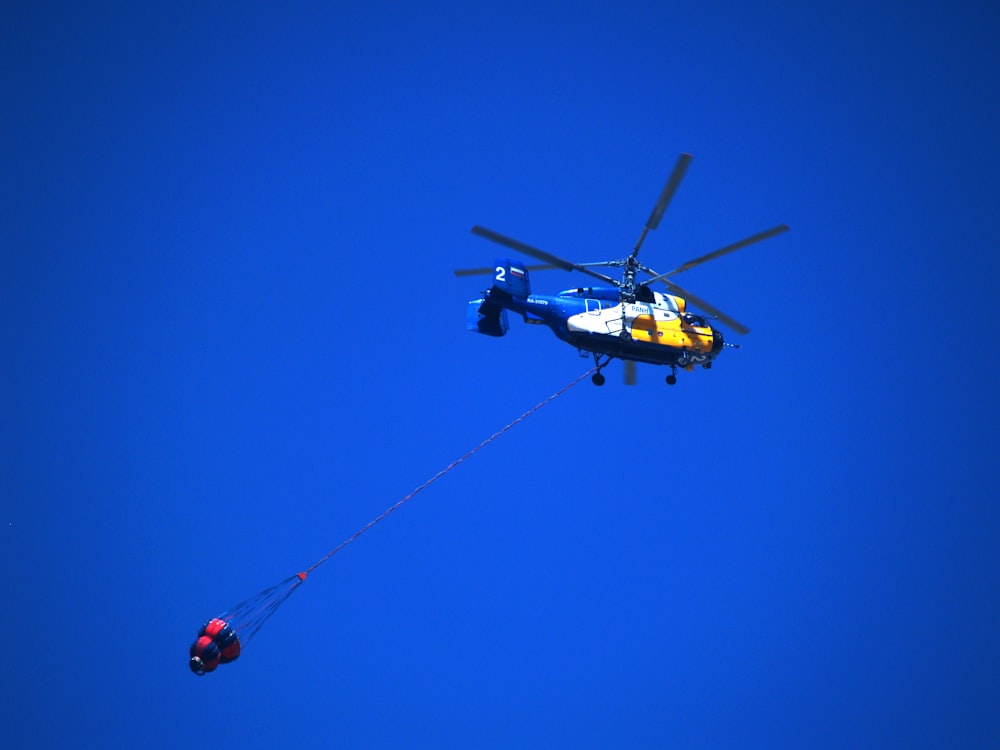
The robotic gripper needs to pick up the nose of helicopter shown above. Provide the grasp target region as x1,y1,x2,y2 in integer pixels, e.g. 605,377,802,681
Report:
712,327,725,354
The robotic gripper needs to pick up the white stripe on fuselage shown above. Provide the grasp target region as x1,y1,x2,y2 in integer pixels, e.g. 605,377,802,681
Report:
566,303,679,335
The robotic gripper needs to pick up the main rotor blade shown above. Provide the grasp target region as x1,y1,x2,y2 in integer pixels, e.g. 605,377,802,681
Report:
647,224,790,283
471,225,619,285
646,153,693,231
633,153,693,258
661,278,751,335
454,258,618,277
471,225,572,269
454,263,555,277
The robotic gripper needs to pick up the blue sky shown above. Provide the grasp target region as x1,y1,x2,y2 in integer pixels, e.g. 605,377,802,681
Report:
2,2,998,747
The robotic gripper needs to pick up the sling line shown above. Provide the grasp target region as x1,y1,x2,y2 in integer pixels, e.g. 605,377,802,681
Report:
303,366,597,576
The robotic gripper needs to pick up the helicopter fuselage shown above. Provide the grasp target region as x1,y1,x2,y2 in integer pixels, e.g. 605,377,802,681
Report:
467,260,724,370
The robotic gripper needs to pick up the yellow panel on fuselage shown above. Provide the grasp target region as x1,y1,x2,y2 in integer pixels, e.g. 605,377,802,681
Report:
630,315,713,352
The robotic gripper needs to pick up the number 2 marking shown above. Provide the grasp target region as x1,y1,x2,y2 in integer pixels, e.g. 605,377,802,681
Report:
495,266,506,282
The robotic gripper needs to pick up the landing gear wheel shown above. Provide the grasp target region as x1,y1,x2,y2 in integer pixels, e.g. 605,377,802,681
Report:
590,353,611,387
666,367,677,386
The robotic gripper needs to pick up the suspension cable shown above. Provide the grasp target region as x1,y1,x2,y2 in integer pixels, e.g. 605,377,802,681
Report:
302,366,597,576
190,367,599,669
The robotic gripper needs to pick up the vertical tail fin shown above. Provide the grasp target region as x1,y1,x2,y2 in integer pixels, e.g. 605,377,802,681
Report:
491,258,530,299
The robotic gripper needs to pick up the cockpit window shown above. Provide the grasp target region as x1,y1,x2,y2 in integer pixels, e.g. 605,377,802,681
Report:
683,313,707,327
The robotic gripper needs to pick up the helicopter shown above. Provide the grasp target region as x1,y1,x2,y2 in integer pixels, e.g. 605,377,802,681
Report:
455,153,789,386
